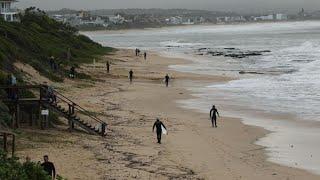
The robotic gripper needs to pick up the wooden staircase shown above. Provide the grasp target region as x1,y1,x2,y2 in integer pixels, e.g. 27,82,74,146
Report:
0,85,107,136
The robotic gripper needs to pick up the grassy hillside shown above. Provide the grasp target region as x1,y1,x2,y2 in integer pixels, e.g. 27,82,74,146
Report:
0,7,113,82
0,7,113,128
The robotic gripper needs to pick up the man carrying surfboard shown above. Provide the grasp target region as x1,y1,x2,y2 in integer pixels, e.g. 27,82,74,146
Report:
152,118,167,144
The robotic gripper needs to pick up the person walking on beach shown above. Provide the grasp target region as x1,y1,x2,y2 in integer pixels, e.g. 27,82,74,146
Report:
69,66,76,78
41,155,56,179
152,118,167,144
137,49,141,56
106,61,110,73
135,48,138,56
164,74,170,87
210,105,220,128
129,69,133,83
144,52,147,60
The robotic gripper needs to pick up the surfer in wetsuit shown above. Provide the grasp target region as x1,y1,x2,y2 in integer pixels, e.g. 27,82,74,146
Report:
210,105,220,128
106,61,110,73
152,118,167,144
129,69,133,83
165,74,170,87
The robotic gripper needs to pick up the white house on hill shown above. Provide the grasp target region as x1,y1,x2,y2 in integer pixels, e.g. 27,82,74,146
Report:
0,0,18,22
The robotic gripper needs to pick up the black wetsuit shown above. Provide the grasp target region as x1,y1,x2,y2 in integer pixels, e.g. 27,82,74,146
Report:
144,52,147,60
129,70,133,83
41,161,56,177
106,62,110,73
165,75,170,87
210,108,219,127
153,120,166,144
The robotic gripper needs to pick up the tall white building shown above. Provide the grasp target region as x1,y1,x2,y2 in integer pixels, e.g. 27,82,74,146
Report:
0,0,18,22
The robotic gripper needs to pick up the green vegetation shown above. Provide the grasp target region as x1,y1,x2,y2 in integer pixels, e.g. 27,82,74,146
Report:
0,7,113,127
0,150,51,180
0,7,113,82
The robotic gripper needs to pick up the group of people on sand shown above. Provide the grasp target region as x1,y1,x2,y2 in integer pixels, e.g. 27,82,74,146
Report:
151,105,220,144
25,155,56,179
135,48,147,60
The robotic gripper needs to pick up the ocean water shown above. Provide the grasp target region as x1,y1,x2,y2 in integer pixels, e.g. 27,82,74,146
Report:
83,21,320,174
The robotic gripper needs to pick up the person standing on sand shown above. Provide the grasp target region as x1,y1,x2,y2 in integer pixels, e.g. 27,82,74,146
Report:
41,155,56,179
106,61,110,73
69,66,76,78
144,52,147,60
210,105,220,128
165,74,170,87
135,48,138,56
152,118,167,144
129,69,133,83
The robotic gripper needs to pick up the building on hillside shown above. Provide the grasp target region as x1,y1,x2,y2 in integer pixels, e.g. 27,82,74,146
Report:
77,10,90,18
52,14,66,23
165,16,183,25
254,14,274,21
80,16,108,27
275,14,288,20
0,0,19,22
109,14,125,24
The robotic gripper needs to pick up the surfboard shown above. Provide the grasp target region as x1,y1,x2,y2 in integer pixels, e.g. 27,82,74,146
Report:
162,125,167,135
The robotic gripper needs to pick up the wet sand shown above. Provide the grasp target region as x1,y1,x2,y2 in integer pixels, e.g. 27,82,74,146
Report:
15,49,320,179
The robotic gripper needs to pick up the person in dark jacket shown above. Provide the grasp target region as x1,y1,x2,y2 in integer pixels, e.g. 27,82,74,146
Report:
41,155,56,179
152,118,167,144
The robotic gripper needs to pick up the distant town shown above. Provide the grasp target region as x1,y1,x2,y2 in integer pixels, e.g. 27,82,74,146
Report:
46,8,320,30
1,1,320,30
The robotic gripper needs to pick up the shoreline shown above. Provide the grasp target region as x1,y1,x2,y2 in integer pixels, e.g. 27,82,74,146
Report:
80,20,320,34
158,49,320,176
15,48,320,179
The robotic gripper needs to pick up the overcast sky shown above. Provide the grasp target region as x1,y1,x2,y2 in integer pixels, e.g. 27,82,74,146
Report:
17,0,320,13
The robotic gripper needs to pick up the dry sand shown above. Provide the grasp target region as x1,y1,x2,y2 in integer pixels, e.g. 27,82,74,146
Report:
16,49,320,179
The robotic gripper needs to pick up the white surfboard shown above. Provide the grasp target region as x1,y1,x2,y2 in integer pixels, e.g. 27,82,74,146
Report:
162,125,167,135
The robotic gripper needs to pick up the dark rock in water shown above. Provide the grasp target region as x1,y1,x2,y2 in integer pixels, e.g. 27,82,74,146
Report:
239,71,264,75
261,50,271,53
166,45,180,48
198,48,208,51
196,48,271,59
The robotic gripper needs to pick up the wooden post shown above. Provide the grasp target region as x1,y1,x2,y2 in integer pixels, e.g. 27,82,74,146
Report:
10,106,15,129
101,123,106,136
40,85,44,100
16,103,20,129
72,103,75,114
38,103,42,128
31,111,36,127
45,114,49,128
11,134,15,156
3,133,7,152
68,104,74,131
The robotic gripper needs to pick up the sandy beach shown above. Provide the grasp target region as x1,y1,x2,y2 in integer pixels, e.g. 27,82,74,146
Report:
15,49,320,179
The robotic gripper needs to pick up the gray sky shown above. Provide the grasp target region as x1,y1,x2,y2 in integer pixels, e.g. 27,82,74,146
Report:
17,0,320,13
